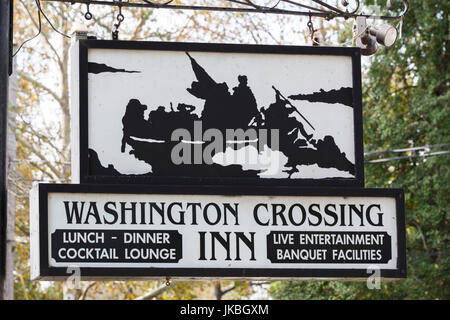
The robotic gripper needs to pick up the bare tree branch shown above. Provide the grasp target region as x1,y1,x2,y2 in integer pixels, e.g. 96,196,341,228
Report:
19,0,64,70
16,135,63,179
221,284,236,296
16,111,65,159
79,282,97,300
18,71,63,106
28,161,61,181
134,282,174,300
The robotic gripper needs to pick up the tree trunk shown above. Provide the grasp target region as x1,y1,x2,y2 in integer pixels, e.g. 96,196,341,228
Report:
214,282,223,300
1,58,16,300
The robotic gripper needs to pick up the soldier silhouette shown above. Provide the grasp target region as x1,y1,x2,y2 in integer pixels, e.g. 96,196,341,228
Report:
121,99,153,153
172,103,199,133
148,106,167,126
177,103,195,114
186,52,244,129
264,91,313,142
231,75,258,128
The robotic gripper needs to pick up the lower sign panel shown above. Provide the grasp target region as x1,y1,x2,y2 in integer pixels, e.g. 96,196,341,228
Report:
30,184,406,280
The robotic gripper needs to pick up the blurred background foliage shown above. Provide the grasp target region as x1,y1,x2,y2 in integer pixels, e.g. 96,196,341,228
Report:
271,0,449,300
9,0,449,299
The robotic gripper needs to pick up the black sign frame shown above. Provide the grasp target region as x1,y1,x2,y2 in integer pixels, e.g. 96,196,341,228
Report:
76,40,365,187
35,183,406,280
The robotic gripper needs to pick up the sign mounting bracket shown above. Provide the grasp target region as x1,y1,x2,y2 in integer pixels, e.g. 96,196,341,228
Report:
38,0,409,21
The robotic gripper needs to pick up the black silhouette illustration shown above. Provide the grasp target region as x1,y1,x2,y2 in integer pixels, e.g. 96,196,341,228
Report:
88,62,141,74
88,149,123,175
289,87,353,107
88,52,355,178
185,52,259,130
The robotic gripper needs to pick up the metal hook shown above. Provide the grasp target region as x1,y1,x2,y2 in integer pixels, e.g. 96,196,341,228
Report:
112,5,124,40
307,13,317,45
117,5,124,22
307,13,314,31
84,4,92,20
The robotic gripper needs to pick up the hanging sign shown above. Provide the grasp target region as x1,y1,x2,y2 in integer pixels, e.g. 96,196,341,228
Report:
30,184,406,280
71,40,364,187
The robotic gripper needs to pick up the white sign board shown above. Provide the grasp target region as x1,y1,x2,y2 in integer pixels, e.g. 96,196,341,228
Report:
71,40,364,187
31,184,406,280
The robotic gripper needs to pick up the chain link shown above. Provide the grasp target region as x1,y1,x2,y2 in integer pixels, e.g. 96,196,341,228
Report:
112,2,124,40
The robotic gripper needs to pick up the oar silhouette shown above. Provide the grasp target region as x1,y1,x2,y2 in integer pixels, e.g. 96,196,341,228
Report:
272,85,315,131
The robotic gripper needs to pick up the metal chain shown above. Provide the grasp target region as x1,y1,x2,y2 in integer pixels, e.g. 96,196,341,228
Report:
112,2,125,40
307,14,319,46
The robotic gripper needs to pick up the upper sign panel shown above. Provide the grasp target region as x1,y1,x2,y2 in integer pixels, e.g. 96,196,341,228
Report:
71,40,364,186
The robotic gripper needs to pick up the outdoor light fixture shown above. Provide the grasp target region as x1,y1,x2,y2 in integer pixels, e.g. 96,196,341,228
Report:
369,24,398,47
354,16,376,56
355,16,399,56
358,33,378,56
